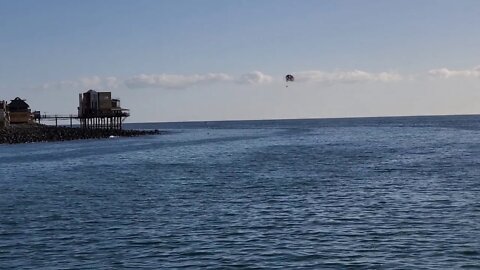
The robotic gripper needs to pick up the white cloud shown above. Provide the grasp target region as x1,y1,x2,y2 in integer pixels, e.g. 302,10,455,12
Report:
125,73,233,89
41,76,119,91
41,80,79,90
40,69,404,92
428,66,480,78
105,76,120,89
293,70,403,84
79,76,102,88
237,71,273,84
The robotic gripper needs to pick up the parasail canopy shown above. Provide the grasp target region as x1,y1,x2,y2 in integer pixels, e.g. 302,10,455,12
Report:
285,74,295,82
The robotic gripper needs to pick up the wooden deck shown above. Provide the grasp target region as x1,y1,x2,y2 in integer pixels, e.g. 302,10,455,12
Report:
35,111,130,129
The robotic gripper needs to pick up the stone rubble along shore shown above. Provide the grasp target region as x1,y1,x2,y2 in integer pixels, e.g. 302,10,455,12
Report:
0,124,161,144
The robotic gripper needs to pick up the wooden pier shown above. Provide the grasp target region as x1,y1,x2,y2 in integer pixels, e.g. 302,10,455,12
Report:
27,89,131,129
35,110,129,129
34,114,76,127
79,111,130,129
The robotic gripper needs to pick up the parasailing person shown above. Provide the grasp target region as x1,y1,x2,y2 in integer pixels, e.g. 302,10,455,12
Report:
285,74,294,87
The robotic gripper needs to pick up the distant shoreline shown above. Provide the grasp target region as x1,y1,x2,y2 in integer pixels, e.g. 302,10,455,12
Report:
0,124,161,144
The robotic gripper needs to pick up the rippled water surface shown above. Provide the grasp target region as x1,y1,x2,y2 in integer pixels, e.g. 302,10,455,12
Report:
1,116,480,269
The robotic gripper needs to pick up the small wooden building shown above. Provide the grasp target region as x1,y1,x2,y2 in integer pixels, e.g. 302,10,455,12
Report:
8,97,32,124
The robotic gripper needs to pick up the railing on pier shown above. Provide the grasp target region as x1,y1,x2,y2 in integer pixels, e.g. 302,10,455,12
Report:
34,114,77,127
34,110,130,130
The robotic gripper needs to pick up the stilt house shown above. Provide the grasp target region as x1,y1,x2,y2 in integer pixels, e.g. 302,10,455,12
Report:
78,90,129,129
8,97,32,124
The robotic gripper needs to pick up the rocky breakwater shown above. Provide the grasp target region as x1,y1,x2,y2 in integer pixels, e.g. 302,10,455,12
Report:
0,124,161,144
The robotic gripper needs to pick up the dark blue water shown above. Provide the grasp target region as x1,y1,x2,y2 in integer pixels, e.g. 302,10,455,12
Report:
1,115,479,269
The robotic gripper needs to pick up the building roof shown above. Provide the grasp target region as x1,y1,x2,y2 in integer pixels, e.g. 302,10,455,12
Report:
8,97,30,112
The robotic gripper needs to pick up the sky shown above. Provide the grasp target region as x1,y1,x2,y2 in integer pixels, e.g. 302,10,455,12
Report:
1,0,480,123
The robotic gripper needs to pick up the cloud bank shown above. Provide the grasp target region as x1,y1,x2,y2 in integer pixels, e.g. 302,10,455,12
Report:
40,72,275,91
42,76,119,90
124,73,233,89
428,66,480,78
47,67,480,92
124,71,274,89
122,70,399,89
236,71,273,84
293,70,403,84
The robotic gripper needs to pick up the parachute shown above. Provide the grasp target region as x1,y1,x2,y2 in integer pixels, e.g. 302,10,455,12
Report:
285,74,294,87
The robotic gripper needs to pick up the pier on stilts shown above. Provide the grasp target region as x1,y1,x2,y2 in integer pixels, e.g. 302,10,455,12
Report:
35,111,129,129
33,89,130,129
77,89,130,129
78,111,129,130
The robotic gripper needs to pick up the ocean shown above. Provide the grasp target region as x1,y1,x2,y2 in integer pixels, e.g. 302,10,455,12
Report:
1,115,479,269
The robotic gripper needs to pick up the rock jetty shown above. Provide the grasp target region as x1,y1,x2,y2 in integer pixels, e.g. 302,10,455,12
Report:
0,124,160,144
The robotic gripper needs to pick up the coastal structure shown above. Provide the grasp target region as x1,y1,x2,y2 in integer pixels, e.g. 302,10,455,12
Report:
0,100,10,128
8,97,32,124
1,91,129,129
1,92,158,144
78,90,129,129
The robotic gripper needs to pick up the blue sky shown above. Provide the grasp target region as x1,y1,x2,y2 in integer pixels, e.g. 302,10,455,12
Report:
1,0,480,122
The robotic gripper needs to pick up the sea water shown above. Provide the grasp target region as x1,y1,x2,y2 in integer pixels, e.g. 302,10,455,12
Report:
0,116,479,269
